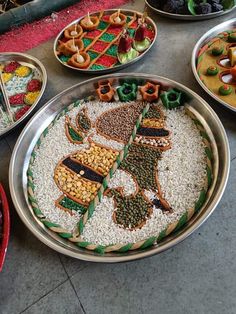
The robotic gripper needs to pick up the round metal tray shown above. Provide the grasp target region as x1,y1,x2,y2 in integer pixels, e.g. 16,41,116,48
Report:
192,18,236,113
0,52,47,138
53,9,157,74
9,73,230,263
145,0,236,21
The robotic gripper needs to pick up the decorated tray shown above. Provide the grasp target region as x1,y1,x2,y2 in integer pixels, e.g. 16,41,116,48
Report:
192,18,236,112
53,9,157,74
0,53,47,138
9,74,229,262
0,183,10,272
145,0,236,20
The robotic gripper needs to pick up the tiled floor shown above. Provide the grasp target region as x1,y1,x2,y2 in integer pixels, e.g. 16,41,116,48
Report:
0,1,236,313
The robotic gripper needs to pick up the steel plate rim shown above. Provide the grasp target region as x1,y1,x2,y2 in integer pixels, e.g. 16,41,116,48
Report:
145,0,236,20
191,18,236,113
9,73,230,262
53,9,157,74
0,52,47,137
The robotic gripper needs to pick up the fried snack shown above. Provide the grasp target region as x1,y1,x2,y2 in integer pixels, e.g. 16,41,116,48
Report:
57,39,84,56
64,24,83,39
140,82,160,102
68,52,90,68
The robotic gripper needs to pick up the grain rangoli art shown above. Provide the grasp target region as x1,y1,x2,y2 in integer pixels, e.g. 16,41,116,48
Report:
27,78,213,253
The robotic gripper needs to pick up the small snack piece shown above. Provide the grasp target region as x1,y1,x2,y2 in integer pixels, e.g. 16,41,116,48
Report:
68,52,90,69
160,89,184,109
27,79,42,92
206,65,219,76
24,91,40,105
64,24,83,39
228,32,236,42
15,65,32,77
57,39,84,56
109,9,126,26
140,82,160,102
117,82,137,102
211,46,224,56
96,82,115,101
117,29,139,64
80,13,99,31
219,84,232,96
230,65,236,80
3,61,20,73
228,46,236,67
133,17,151,52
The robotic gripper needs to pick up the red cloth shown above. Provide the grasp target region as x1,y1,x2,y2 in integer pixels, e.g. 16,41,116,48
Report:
0,0,130,52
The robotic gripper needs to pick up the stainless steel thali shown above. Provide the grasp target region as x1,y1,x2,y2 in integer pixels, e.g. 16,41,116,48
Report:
0,52,47,138
145,0,236,20
53,9,157,74
192,18,236,113
9,73,230,263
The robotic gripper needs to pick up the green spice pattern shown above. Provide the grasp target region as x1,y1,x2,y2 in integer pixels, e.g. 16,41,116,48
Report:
59,197,87,214
97,21,109,30
100,33,116,42
120,143,161,190
106,45,117,57
90,64,105,70
82,38,93,48
88,51,99,60
59,55,70,63
68,126,83,142
108,190,151,229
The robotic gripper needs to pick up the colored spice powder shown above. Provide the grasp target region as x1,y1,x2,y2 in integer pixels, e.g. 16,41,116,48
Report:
15,66,31,77
91,40,109,53
90,64,105,70
100,33,116,42
24,91,40,105
96,55,117,67
106,45,117,57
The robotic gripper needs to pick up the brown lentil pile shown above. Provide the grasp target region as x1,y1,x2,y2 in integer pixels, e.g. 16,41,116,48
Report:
120,143,161,190
96,102,145,143
55,165,100,204
73,143,119,176
109,190,151,229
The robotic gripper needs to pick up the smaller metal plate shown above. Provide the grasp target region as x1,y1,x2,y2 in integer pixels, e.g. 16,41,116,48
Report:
145,0,236,21
53,9,157,74
0,52,47,138
192,18,236,113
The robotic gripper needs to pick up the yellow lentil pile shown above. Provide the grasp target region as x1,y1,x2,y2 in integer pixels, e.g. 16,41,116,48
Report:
142,118,164,128
15,65,31,77
55,165,101,204
73,143,119,176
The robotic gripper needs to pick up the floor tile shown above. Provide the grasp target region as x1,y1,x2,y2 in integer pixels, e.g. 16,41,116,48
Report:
59,254,89,278
0,218,68,314
22,280,84,314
